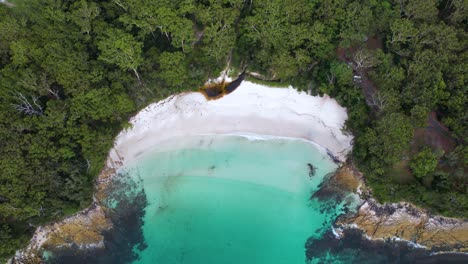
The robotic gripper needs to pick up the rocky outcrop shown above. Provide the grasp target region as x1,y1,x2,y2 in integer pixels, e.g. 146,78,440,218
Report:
10,156,148,264
328,163,363,193
41,205,111,250
337,200,468,252
9,164,119,264
10,205,112,264
334,163,468,252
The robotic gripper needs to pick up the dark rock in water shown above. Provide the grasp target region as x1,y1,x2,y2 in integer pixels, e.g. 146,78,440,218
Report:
305,228,468,264
337,199,468,252
311,164,468,261
327,150,341,163
310,171,346,203
43,172,148,264
307,163,316,178
333,165,468,253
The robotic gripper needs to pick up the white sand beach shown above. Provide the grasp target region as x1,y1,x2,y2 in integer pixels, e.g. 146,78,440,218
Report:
107,81,353,170
11,81,353,262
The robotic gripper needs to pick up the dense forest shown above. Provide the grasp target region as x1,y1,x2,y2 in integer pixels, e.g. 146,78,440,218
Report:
0,0,466,261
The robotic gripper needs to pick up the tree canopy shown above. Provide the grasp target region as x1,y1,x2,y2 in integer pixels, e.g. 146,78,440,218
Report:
0,0,466,261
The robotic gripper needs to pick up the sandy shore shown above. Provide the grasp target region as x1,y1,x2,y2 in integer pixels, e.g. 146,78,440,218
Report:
11,81,353,263
108,81,353,170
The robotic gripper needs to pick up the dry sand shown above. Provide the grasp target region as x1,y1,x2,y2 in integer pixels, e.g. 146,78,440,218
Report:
12,81,353,262
108,81,353,170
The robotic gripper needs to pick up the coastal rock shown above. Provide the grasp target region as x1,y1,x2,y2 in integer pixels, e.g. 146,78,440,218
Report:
337,200,468,252
41,205,111,250
329,163,363,193
12,81,355,262
11,205,112,263
334,164,468,252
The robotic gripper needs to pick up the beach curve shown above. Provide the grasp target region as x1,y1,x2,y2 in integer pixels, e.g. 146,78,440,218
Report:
11,81,353,263
108,81,353,170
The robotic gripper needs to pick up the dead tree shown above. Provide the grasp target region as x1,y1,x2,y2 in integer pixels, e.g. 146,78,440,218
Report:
47,88,60,100
367,90,399,113
113,0,127,11
352,48,378,70
368,91,387,110
11,92,43,115
326,71,336,85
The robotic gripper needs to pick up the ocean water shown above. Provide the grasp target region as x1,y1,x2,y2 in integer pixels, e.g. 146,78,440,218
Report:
122,135,342,264
42,135,468,264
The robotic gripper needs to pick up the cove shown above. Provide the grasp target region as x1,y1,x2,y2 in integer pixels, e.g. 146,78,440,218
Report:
111,135,348,264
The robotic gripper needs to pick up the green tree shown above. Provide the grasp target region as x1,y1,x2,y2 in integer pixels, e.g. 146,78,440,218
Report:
410,105,429,128
70,0,100,35
97,28,144,83
409,148,440,178
118,0,195,51
400,0,439,22
157,51,189,88
240,0,328,79
194,0,243,65
445,0,468,25
388,19,418,57
357,113,414,174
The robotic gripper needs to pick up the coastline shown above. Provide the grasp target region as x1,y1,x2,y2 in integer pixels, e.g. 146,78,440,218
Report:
11,80,466,263
328,164,468,253
11,81,353,263
107,80,353,171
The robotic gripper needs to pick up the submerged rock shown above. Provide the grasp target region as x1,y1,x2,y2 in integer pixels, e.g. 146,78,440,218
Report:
307,163,316,178
333,164,468,253
307,228,468,264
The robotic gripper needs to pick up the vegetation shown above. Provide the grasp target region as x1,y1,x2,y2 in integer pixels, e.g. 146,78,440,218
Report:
409,148,441,179
0,0,466,260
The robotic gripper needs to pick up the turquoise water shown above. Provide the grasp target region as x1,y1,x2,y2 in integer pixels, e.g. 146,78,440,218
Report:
39,135,466,263
120,135,344,264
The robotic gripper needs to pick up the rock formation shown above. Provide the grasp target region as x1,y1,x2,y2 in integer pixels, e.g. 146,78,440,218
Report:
334,164,468,252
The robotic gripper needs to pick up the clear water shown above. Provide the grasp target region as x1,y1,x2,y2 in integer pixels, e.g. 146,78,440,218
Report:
41,135,464,263
120,135,343,264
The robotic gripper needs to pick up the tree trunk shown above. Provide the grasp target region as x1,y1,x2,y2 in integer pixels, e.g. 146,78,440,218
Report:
132,68,142,85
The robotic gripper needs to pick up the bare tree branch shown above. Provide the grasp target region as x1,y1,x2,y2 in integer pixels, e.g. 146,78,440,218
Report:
327,72,336,85
353,49,378,70
11,92,43,115
47,88,60,100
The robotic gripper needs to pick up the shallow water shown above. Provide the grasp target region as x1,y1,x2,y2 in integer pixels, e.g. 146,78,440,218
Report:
122,135,341,264
42,135,468,264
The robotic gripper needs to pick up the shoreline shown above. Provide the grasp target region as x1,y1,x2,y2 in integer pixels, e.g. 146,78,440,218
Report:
329,164,468,253
185,132,341,163
107,80,353,170
11,81,353,262
12,80,466,262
